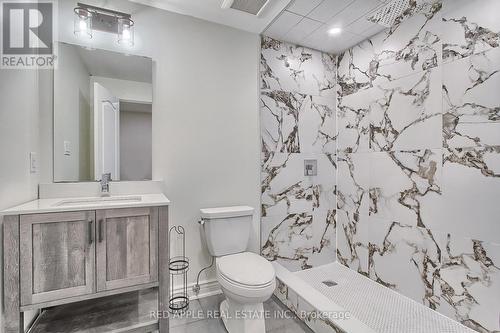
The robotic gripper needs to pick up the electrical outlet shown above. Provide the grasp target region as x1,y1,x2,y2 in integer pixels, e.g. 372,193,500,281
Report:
30,152,38,174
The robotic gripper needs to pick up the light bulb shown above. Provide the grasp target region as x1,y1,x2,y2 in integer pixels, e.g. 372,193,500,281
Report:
122,28,130,40
79,19,87,31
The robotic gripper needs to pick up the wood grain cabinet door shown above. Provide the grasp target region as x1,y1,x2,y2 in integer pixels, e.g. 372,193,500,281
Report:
96,207,158,291
20,211,96,306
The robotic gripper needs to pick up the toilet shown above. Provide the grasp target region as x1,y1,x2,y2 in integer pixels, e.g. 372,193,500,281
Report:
200,206,276,333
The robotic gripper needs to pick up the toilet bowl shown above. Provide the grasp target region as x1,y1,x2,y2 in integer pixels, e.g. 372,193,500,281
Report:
217,252,276,333
199,206,276,333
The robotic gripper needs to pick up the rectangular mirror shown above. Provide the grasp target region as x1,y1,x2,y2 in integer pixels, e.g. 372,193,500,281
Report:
53,42,153,182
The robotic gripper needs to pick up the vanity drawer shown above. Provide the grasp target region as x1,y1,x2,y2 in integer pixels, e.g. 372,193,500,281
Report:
20,211,96,306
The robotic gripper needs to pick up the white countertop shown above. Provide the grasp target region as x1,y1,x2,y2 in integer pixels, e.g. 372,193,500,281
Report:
1,193,170,215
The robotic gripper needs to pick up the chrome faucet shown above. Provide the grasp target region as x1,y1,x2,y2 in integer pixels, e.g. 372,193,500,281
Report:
100,173,112,197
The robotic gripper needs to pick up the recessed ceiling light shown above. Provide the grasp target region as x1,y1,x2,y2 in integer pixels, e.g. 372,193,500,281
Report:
328,27,342,35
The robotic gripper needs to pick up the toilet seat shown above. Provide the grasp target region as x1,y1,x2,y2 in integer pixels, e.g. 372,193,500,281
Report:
216,252,276,301
217,252,275,286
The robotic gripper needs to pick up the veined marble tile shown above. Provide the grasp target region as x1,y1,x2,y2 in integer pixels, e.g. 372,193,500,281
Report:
443,47,500,148
375,0,442,76
369,149,442,229
371,67,442,151
261,90,305,153
337,88,371,153
336,210,369,276
337,0,442,97
261,91,336,154
440,146,500,244
442,0,500,63
438,235,500,333
368,218,443,309
261,152,337,271
261,37,336,97
336,153,370,216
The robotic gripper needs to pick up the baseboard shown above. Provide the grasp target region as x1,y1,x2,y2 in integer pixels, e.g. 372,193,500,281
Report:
171,279,222,301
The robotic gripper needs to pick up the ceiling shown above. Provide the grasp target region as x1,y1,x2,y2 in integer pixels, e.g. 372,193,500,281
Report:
129,0,292,33
128,0,390,54
264,0,390,54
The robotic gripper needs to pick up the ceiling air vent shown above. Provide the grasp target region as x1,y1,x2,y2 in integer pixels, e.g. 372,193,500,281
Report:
367,0,410,28
221,0,270,16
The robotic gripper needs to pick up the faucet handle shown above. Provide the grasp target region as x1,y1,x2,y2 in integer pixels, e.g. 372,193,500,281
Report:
101,173,112,182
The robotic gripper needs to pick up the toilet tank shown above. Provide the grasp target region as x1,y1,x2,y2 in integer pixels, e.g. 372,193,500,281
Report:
200,206,254,257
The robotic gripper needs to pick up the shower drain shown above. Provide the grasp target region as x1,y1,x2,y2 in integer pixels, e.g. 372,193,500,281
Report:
322,280,338,287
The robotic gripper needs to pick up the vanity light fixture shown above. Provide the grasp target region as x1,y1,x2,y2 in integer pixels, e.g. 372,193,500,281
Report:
328,27,342,36
73,3,135,47
74,6,92,39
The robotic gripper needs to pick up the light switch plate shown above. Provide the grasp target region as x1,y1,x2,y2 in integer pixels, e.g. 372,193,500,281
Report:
64,140,71,156
30,152,38,174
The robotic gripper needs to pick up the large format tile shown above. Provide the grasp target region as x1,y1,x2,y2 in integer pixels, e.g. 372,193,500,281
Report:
438,235,500,333
336,153,370,216
371,67,442,151
443,47,500,148
368,218,443,309
336,88,371,153
369,149,442,229
440,146,500,244
261,152,336,271
261,37,336,98
337,0,442,97
336,210,369,275
261,91,336,153
442,0,500,63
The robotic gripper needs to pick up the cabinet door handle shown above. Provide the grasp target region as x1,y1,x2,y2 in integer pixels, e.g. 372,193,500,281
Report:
88,220,93,245
99,219,104,242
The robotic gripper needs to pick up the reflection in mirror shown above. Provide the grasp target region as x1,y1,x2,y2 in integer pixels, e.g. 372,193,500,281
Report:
53,42,153,182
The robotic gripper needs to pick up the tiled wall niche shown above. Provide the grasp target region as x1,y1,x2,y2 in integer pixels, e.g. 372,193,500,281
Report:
336,0,500,332
260,37,338,271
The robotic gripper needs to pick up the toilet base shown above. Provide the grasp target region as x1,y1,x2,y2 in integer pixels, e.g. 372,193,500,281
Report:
220,298,266,333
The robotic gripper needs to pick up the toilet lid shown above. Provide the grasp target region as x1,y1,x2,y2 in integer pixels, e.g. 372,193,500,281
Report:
217,252,275,287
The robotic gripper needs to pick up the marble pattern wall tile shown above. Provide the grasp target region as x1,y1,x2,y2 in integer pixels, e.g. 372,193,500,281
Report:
338,66,442,154
261,91,336,154
437,235,500,333
442,0,500,63
261,37,336,98
261,152,336,271
443,47,500,149
370,68,442,151
337,0,442,97
367,218,443,309
336,210,369,276
440,146,500,244
260,37,337,272
336,1,500,331
369,149,442,229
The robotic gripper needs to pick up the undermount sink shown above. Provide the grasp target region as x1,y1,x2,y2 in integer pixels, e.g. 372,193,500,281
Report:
54,196,143,207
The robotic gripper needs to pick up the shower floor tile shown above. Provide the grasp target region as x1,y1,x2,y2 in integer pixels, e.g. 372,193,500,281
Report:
293,263,476,333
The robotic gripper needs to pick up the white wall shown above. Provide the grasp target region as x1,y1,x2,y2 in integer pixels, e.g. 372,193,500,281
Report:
120,110,152,180
0,70,40,329
54,43,91,182
57,0,261,287
91,76,152,103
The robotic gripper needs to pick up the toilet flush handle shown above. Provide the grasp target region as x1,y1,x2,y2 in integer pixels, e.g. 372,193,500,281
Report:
198,218,205,226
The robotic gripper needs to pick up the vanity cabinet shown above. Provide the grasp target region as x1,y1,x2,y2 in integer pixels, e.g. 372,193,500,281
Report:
19,211,96,306
96,207,158,291
2,201,169,333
